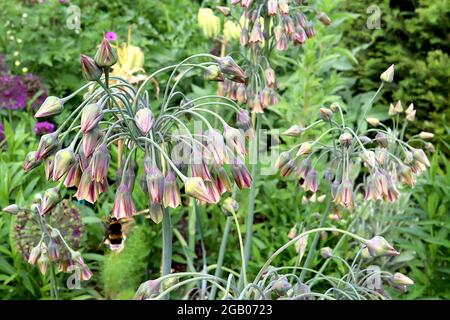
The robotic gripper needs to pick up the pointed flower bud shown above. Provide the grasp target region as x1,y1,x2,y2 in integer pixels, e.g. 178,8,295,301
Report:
339,133,353,146
391,273,414,286
35,132,58,161
380,64,394,83
134,108,153,134
80,54,102,81
34,96,63,118
317,11,331,26
275,151,291,169
23,151,41,172
185,177,213,203
280,159,296,177
364,236,399,257
412,148,430,167
418,131,434,140
394,100,403,113
94,38,118,68
222,197,239,216
320,247,333,259
90,144,110,182
81,103,103,133
405,103,416,122
319,108,333,121
283,124,303,137
366,117,380,126
296,142,312,156
53,147,75,181
41,187,61,215
217,56,247,84
2,204,20,214
204,64,223,81
375,132,388,148
216,6,231,16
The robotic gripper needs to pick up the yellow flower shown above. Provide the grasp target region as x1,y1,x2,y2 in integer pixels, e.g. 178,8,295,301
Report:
198,8,221,38
110,28,146,84
223,20,240,42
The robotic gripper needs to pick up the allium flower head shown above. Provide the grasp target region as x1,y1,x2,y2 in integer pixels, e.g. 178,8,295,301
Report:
0,75,26,110
34,121,56,135
22,73,48,109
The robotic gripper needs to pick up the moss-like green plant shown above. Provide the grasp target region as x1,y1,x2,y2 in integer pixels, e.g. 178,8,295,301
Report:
101,225,151,299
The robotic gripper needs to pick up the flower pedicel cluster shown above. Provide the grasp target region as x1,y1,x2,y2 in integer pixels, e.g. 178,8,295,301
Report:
216,0,331,114
17,38,252,228
276,65,432,213
5,200,92,281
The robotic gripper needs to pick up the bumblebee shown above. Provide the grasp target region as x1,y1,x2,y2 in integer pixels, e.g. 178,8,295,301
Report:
103,216,128,252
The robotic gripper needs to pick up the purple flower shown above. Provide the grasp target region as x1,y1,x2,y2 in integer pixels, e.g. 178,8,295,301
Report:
34,121,56,135
0,75,26,110
22,74,48,109
0,122,5,141
105,31,117,42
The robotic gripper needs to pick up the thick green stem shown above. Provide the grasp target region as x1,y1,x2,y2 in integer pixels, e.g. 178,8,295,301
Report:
240,115,261,288
299,199,332,282
188,198,196,253
209,216,232,300
161,208,172,299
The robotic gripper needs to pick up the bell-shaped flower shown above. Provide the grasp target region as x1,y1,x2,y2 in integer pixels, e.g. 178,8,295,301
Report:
146,166,165,204
224,125,246,157
231,159,252,189
90,144,110,182
213,166,232,195
333,179,354,210
52,147,75,181
112,182,137,219
163,172,181,208
204,129,227,165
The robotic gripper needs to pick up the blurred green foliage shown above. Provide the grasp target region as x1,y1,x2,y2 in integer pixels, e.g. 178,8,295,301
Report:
339,0,450,150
